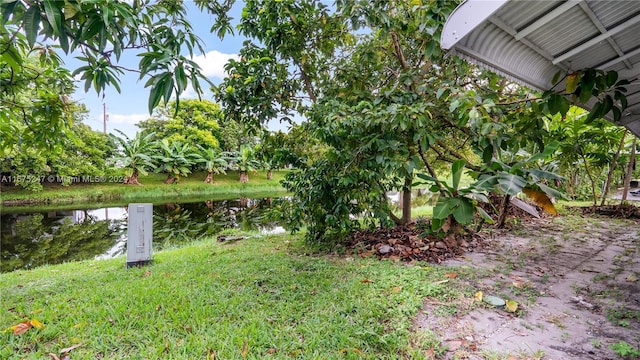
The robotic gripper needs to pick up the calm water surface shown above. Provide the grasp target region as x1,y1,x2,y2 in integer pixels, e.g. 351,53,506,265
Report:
1,191,438,272
1,197,285,272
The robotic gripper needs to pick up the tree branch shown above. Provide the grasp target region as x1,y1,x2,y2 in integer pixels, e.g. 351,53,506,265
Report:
390,31,408,70
417,143,447,196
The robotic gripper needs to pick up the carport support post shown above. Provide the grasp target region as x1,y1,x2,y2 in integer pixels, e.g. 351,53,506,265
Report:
621,138,637,203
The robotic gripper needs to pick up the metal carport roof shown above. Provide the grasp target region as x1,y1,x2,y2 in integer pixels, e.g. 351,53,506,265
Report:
441,0,640,138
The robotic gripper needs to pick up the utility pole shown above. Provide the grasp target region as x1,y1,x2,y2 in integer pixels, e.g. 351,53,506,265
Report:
103,102,107,134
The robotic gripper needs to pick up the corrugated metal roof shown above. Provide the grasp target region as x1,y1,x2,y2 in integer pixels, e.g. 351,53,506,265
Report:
441,0,640,138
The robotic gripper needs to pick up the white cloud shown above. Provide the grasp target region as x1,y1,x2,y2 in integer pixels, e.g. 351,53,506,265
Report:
192,50,239,79
106,113,149,125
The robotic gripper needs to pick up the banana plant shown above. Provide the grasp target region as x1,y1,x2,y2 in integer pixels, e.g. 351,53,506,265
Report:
196,146,231,184
471,141,566,227
154,139,198,184
232,144,262,183
109,130,157,185
417,159,493,237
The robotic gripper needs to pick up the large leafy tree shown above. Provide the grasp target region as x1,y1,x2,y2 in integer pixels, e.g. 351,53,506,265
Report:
216,0,577,244
1,104,115,191
1,0,234,149
550,108,627,204
138,99,228,151
0,47,75,153
214,0,350,130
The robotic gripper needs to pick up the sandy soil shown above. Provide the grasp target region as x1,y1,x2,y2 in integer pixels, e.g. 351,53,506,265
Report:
413,215,640,359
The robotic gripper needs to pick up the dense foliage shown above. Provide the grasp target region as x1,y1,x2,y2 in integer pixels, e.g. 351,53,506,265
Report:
214,0,636,244
2,0,637,244
1,106,115,191
1,0,233,150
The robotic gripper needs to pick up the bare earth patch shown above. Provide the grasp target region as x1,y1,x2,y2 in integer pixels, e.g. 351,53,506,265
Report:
413,214,640,359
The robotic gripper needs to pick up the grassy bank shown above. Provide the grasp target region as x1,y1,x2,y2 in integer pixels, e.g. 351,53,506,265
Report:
0,232,463,359
0,171,289,207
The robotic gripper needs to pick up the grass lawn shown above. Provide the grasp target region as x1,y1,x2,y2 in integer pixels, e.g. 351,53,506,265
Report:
0,232,464,359
0,171,289,206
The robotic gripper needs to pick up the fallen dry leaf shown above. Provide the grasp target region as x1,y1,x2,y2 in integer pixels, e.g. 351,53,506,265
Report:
444,272,458,278
266,348,278,354
49,353,61,360
11,321,32,335
512,281,524,288
60,343,83,353
241,340,248,358
474,291,483,302
142,271,152,278
208,349,216,360
626,274,637,282
361,279,374,283
426,345,435,358
391,286,402,293
505,300,519,313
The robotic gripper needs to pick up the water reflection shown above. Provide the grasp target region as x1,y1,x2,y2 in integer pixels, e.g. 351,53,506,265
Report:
1,197,285,272
387,189,439,209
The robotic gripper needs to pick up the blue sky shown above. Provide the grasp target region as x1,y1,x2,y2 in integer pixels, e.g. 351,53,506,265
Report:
65,1,281,137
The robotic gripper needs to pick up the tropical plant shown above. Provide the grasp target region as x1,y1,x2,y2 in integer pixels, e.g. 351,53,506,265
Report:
417,160,492,238
550,108,627,204
197,147,230,184
110,130,157,185
154,139,198,184
232,144,262,183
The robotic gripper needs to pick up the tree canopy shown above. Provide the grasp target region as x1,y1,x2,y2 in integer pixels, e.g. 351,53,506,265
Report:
1,0,233,150
2,0,636,244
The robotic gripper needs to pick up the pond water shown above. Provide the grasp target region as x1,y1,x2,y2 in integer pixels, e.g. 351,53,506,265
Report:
0,197,285,273
0,190,439,273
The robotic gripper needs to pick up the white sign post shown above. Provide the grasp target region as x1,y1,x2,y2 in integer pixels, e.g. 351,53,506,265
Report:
126,203,153,267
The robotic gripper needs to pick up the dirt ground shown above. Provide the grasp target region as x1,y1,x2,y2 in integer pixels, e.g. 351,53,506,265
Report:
412,214,640,359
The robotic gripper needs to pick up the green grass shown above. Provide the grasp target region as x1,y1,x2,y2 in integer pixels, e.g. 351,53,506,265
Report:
0,171,289,207
0,232,458,359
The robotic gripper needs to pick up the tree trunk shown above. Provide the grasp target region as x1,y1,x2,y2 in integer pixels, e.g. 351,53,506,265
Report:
204,171,213,183
400,176,412,225
124,170,142,185
600,130,627,206
579,150,598,206
621,137,637,203
240,171,249,183
497,194,511,229
267,170,273,180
